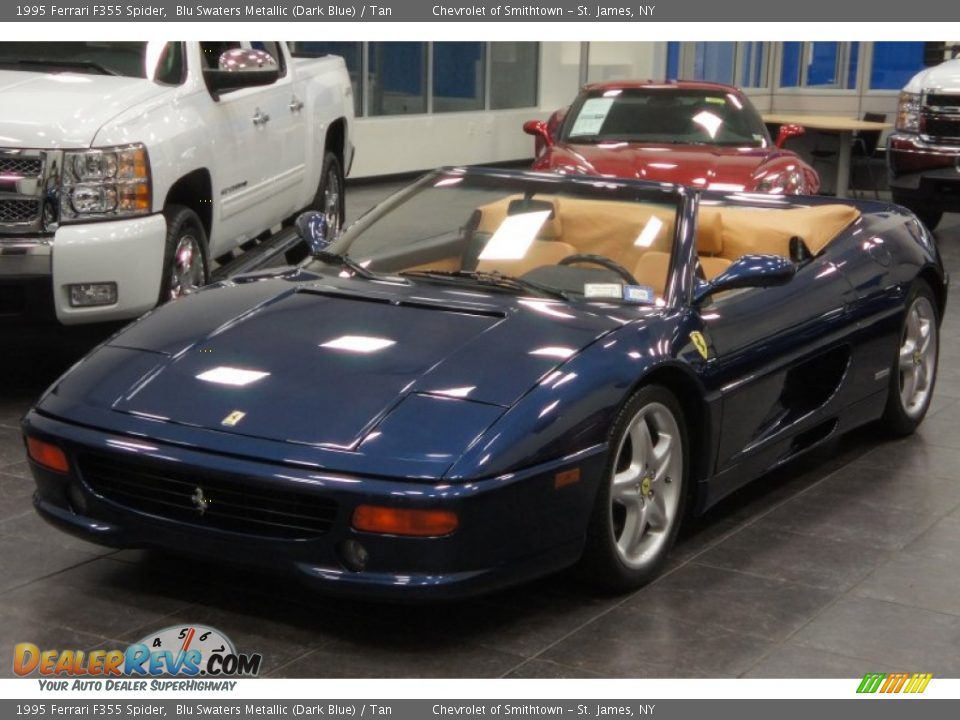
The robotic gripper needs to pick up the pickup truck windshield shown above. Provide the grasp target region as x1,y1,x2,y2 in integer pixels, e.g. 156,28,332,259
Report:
562,88,771,147
0,42,183,82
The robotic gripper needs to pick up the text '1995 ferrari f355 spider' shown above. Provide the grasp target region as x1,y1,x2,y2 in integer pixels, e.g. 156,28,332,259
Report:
23,168,947,599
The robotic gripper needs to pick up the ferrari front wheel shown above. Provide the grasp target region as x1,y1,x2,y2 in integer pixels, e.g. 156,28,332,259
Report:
581,385,689,590
879,280,940,436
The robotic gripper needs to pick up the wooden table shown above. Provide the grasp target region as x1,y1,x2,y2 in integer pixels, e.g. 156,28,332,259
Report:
762,113,893,198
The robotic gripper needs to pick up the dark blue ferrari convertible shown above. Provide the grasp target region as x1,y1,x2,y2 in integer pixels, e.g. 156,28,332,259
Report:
23,168,947,599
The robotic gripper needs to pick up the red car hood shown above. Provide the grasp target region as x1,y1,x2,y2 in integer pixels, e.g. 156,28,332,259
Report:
539,142,788,191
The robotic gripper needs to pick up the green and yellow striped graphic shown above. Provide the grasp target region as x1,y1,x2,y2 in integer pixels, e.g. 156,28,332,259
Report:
857,672,933,694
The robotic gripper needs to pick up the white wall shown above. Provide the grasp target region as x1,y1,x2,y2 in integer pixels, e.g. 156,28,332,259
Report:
350,42,583,178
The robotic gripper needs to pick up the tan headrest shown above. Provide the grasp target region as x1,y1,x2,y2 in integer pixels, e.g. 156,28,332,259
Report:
720,204,861,259
696,210,724,255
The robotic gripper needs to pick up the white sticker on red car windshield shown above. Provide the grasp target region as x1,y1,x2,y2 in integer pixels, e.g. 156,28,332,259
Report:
584,283,623,298
569,98,614,137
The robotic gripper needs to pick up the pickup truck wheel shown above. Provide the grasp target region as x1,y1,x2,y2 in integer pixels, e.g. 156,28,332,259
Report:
314,152,345,233
160,205,209,304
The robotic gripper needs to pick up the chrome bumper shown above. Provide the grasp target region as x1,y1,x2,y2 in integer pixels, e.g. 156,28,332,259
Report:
0,237,52,276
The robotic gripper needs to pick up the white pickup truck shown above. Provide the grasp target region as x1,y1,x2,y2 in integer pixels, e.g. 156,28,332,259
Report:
0,41,354,324
888,56,960,230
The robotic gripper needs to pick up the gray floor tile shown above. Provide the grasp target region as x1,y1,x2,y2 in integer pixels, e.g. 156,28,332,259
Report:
0,534,104,594
541,607,770,677
791,596,960,676
620,563,836,642
0,471,35,521
853,552,960,617
695,524,891,592
905,515,960,562
0,557,200,639
0,427,25,468
800,463,960,517
268,634,527,678
503,659,607,679
0,606,109,679
753,491,937,551
853,437,960,481
0,509,116,558
743,643,891,679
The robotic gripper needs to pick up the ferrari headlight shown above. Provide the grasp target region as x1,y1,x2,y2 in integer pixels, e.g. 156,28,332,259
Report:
752,167,804,195
895,91,921,133
60,144,152,222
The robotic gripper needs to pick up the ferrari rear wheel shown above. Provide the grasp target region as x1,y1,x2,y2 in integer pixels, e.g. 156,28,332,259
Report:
879,280,939,436
581,385,688,590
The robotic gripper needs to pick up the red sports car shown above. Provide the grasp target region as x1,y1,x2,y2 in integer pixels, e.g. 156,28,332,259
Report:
525,80,819,195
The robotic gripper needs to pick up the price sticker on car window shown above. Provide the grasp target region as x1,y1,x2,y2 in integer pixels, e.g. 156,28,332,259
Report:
569,98,615,137
622,285,656,304
584,283,623,299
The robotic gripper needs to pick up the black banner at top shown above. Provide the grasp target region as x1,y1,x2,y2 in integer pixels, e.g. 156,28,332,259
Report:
3,0,960,22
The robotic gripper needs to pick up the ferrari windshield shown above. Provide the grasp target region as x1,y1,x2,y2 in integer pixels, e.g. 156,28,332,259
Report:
562,88,770,147
312,171,682,304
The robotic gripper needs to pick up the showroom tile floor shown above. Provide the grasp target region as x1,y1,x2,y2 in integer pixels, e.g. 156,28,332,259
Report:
1,186,959,679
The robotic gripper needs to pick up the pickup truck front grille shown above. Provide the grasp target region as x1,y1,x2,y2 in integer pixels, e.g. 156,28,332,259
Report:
0,199,41,224
0,156,42,176
922,117,960,142
0,148,57,234
926,93,960,110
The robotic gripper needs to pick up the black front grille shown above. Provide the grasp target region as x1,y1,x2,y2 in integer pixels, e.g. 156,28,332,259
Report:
0,156,42,176
923,117,960,140
0,199,40,224
926,93,960,109
79,452,338,540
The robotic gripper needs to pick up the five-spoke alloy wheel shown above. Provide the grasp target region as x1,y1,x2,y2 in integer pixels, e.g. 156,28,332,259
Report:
582,384,688,590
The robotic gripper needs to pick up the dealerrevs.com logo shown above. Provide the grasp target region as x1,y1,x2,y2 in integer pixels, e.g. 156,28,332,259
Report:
14,625,262,689
857,672,933,694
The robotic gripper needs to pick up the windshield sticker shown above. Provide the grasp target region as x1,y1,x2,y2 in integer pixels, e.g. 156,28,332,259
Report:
623,285,656,304
569,98,615,137
584,283,623,299
705,96,726,105
477,210,551,261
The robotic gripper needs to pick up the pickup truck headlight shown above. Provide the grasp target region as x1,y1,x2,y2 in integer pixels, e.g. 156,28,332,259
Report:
895,91,921,133
752,166,804,194
60,144,152,223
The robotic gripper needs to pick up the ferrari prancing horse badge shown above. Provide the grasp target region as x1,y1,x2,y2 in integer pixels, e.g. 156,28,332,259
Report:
689,331,709,360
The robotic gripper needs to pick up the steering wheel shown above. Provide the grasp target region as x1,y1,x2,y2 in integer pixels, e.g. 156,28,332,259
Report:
558,253,639,285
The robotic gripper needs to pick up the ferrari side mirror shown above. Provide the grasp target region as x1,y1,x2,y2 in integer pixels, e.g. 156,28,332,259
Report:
694,254,796,303
295,211,331,256
523,120,555,149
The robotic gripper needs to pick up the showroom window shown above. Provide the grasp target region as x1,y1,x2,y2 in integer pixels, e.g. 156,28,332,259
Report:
490,42,539,109
870,42,927,90
291,41,538,117
779,42,860,89
667,42,770,88
433,43,486,113
369,42,428,116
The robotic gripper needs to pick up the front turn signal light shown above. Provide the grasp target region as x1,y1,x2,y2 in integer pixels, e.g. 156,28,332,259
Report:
26,437,70,474
352,505,459,537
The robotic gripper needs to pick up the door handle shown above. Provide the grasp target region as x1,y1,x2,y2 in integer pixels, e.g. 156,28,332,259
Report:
289,96,304,113
252,109,271,127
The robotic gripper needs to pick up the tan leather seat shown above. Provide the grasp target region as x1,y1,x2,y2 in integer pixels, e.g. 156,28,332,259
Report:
695,210,732,280
476,239,577,276
632,251,672,297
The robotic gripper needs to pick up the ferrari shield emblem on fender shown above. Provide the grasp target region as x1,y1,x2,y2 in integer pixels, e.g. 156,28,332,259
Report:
689,331,709,360
221,410,246,427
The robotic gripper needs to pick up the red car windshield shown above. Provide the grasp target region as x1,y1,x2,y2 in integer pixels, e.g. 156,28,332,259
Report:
561,88,771,148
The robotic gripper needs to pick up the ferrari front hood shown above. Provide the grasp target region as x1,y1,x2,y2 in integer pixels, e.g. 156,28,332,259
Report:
93,281,620,449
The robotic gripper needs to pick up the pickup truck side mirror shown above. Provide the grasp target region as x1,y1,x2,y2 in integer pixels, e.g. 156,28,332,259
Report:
694,254,796,304
295,211,332,256
775,123,805,149
203,48,280,98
